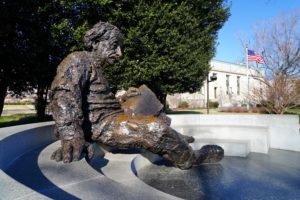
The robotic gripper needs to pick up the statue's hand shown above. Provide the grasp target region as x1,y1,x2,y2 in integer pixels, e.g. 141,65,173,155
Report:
126,87,140,98
119,87,140,102
51,138,94,163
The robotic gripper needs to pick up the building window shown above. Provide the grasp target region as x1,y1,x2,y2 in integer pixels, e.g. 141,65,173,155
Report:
237,76,240,95
226,75,230,95
214,87,217,99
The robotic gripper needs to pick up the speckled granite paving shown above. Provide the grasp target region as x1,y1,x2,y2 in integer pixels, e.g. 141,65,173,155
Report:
138,149,300,200
2,141,300,200
2,142,179,200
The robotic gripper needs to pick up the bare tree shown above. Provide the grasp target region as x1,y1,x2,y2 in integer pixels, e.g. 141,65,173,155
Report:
250,75,299,114
248,10,300,114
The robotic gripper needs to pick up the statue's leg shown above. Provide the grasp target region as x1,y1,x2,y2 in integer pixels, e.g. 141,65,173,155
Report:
158,113,194,143
157,127,196,169
93,114,196,169
156,114,224,164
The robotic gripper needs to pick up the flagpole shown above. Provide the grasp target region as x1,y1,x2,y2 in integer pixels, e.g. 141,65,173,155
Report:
246,45,249,111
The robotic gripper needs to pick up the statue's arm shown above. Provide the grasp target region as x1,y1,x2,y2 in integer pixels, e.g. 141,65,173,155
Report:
51,53,92,162
51,89,86,162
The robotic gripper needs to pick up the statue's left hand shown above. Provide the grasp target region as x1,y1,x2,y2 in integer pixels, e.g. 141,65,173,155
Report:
119,87,140,102
51,138,94,163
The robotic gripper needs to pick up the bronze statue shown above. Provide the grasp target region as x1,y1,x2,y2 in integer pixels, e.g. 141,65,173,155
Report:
50,22,224,169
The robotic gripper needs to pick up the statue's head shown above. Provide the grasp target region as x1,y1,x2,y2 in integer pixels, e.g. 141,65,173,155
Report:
84,22,123,64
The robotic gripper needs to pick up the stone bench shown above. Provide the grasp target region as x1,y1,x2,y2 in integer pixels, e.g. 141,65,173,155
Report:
170,114,300,154
173,124,269,154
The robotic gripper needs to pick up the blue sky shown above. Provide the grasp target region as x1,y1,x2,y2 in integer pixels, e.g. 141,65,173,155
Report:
214,0,300,63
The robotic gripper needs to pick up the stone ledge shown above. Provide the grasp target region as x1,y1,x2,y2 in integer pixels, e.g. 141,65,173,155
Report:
177,125,269,154
170,114,300,152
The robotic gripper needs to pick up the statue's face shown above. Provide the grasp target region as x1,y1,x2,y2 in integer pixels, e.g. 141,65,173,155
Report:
105,39,122,64
93,33,123,65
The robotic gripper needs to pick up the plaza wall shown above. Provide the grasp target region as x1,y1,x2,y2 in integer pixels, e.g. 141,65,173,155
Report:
170,114,300,153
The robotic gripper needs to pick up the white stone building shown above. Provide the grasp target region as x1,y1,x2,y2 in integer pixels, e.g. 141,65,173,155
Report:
167,59,264,108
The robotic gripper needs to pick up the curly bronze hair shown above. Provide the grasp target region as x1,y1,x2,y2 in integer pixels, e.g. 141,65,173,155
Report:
83,22,123,51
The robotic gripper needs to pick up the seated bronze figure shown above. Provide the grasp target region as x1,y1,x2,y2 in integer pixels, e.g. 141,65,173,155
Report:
50,22,224,169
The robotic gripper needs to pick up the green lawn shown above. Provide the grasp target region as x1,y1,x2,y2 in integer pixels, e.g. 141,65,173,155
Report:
0,114,51,128
4,102,33,105
166,108,219,114
0,114,35,123
167,108,300,122
166,110,203,114
285,108,300,123
286,108,300,115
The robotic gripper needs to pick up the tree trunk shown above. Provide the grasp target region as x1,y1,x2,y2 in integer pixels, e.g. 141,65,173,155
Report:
35,85,48,120
0,81,7,117
157,93,168,111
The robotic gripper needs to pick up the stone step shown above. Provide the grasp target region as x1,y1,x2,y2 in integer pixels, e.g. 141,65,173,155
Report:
190,139,250,157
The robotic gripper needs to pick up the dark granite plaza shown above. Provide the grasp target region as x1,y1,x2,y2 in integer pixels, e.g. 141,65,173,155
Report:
138,149,300,200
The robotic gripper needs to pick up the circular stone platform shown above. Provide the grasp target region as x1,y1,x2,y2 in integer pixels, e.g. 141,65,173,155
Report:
2,142,179,200
1,118,300,200
2,141,300,200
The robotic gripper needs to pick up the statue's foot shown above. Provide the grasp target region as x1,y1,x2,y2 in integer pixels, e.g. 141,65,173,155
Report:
193,145,224,166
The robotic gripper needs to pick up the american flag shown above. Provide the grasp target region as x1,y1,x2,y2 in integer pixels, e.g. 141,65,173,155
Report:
247,49,264,64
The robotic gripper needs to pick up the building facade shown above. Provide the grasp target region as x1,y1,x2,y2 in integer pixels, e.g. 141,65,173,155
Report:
167,59,264,109
4,91,36,103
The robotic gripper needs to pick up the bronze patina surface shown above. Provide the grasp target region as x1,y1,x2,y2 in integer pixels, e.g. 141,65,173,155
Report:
50,22,224,169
